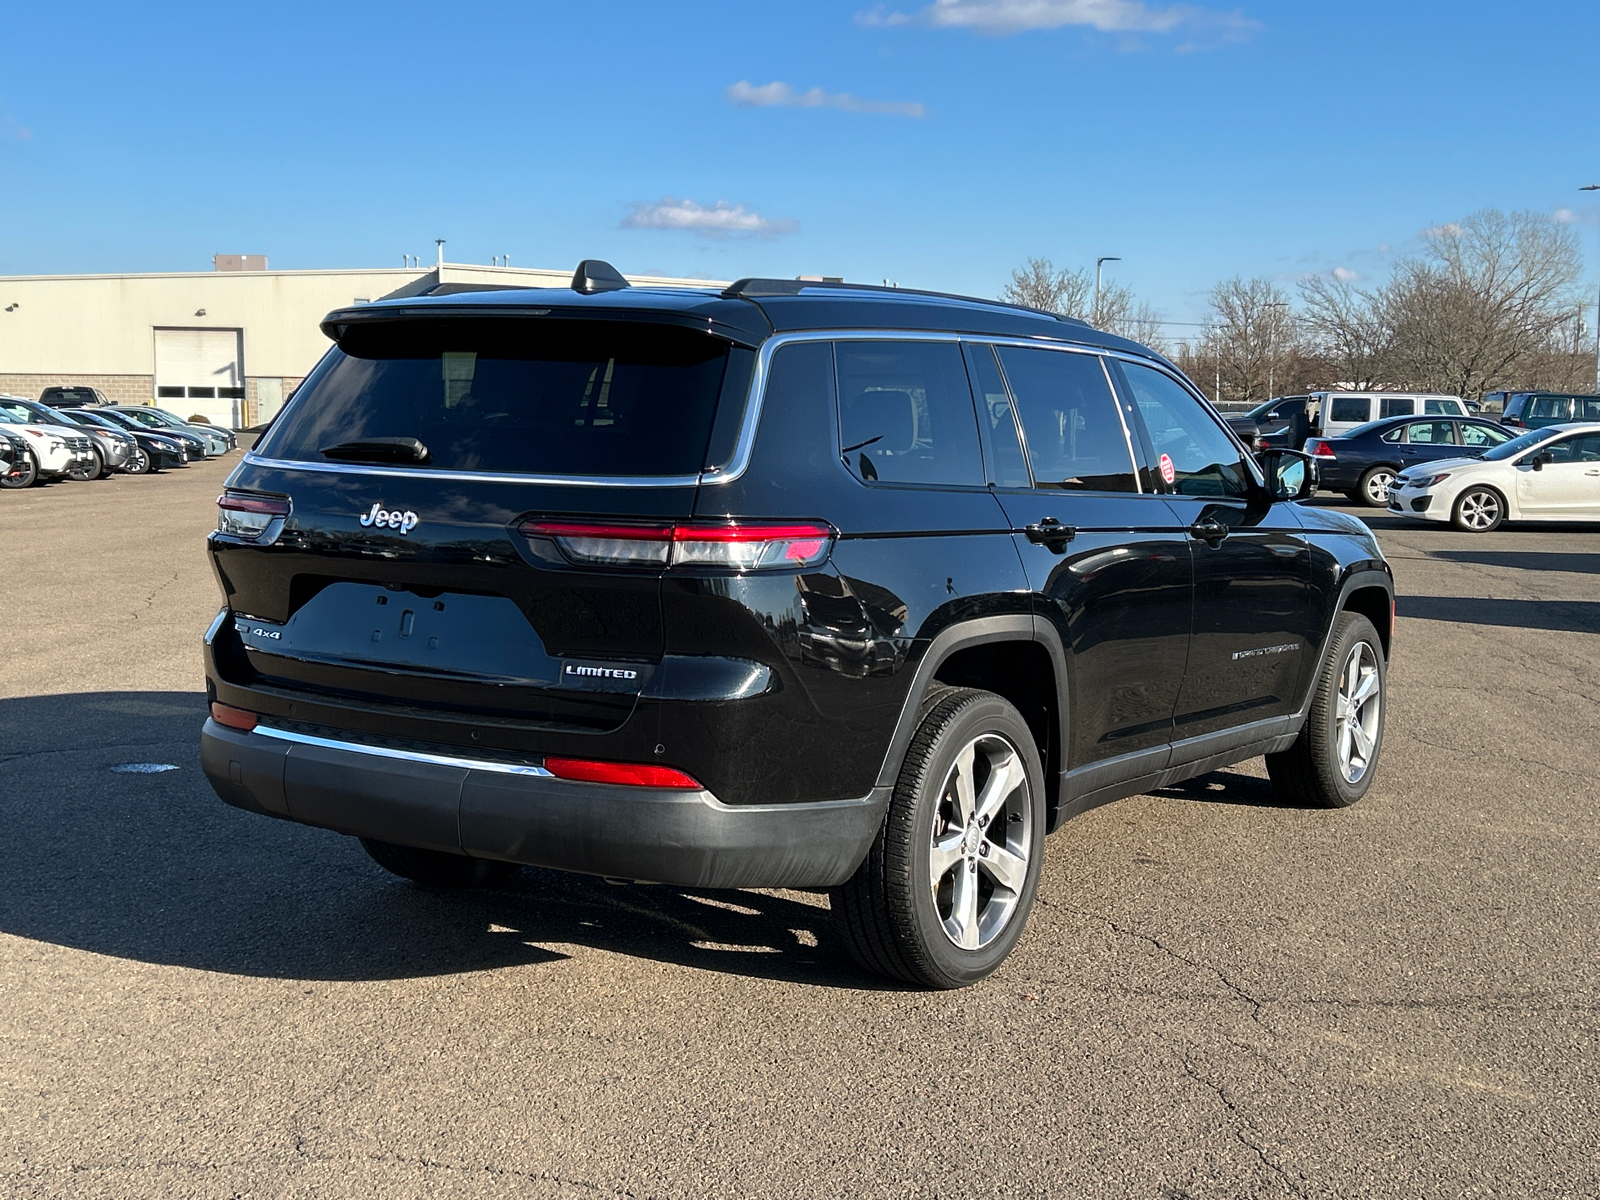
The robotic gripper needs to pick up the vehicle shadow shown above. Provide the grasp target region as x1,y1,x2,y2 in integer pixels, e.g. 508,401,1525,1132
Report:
1430,550,1600,575
1397,595,1600,633
0,691,885,989
1149,769,1289,808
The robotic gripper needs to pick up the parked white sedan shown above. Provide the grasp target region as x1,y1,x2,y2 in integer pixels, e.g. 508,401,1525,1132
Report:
1387,422,1600,531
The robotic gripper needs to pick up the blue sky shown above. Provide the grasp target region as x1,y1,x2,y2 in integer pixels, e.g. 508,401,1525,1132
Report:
3,0,1599,331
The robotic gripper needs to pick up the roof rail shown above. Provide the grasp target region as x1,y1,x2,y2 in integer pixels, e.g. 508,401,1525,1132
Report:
719,277,1089,326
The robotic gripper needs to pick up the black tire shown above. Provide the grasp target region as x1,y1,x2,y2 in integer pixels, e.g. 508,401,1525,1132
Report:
122,447,151,475
91,446,112,479
831,687,1046,989
1356,466,1397,508
1,450,39,489
1452,486,1505,532
1266,612,1386,808
360,838,521,888
65,451,98,482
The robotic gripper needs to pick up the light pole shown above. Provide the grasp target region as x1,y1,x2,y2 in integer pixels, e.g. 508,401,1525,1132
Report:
1094,256,1120,327
1582,185,1600,390
1265,300,1289,401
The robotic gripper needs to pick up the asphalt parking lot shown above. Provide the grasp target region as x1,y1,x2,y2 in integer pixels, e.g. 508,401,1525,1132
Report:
2,459,1597,1200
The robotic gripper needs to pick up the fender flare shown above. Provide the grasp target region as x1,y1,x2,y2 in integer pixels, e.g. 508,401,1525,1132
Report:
872,613,1070,813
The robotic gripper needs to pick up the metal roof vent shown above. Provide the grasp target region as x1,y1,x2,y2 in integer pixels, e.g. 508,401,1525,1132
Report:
572,259,631,294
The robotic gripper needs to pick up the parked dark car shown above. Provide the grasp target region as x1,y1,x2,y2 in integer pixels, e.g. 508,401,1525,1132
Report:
1498,392,1600,430
0,396,139,478
1226,395,1314,450
201,262,1394,988
38,385,114,408
107,405,236,455
1304,415,1516,506
60,409,186,472
91,408,205,461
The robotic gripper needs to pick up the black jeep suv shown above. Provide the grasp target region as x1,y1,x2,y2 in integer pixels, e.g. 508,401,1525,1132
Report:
201,262,1393,988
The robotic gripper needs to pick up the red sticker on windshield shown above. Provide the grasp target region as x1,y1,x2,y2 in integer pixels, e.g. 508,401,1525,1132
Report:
1159,453,1176,485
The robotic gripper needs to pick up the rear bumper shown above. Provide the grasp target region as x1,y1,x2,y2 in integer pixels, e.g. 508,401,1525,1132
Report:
201,720,887,889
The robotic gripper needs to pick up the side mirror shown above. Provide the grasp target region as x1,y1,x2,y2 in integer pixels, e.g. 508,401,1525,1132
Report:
1257,448,1317,502
1531,452,1551,471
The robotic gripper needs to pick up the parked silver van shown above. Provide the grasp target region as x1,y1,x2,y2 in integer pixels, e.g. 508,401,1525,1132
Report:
1311,392,1469,439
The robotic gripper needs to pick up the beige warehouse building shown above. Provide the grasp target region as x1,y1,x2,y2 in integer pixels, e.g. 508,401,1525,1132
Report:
0,257,718,428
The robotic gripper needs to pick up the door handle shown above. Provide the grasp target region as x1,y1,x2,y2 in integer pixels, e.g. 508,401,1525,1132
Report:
1189,517,1229,546
1024,517,1076,551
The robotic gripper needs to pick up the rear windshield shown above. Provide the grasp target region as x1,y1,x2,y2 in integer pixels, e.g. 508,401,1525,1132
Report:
257,319,732,477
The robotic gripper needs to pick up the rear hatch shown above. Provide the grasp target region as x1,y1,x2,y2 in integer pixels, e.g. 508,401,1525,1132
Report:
211,300,760,735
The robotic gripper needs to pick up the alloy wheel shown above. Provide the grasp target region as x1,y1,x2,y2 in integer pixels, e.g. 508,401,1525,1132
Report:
929,734,1034,950
1364,470,1395,505
1458,490,1500,530
1335,642,1381,784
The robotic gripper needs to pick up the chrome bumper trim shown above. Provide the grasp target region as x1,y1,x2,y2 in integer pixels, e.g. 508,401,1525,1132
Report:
252,724,554,777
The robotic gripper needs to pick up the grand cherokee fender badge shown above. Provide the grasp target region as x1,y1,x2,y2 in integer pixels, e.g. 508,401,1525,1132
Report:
1232,642,1299,661
359,503,419,535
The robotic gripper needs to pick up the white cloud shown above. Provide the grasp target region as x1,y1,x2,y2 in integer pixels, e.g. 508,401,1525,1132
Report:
1422,222,1464,238
1332,266,1360,282
726,80,927,118
857,0,1260,40
620,197,798,240
1555,206,1600,226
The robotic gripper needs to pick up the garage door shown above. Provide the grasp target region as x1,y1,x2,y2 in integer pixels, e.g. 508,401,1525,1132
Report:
154,328,244,428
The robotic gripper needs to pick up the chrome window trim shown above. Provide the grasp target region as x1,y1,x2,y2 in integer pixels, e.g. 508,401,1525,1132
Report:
251,723,555,776
1108,352,1267,486
237,454,703,489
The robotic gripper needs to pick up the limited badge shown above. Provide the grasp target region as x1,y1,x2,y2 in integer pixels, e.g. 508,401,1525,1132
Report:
1159,453,1176,485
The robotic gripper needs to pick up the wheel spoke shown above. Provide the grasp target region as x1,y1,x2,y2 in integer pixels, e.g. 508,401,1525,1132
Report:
1348,669,1378,710
930,831,965,882
1337,721,1354,770
1351,720,1375,760
974,750,1021,825
949,864,980,950
980,842,1027,893
951,745,976,826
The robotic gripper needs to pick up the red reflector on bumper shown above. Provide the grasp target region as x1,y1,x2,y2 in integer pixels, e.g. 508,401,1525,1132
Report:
544,756,702,789
210,702,258,732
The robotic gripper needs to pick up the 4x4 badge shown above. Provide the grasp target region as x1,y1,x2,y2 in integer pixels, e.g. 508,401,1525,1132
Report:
359,503,419,535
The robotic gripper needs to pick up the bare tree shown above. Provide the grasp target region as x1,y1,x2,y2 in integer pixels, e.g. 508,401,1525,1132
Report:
1296,209,1586,398
1000,257,1164,348
1189,277,1302,403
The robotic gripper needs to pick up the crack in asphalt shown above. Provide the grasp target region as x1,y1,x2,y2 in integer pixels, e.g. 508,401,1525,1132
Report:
1182,1058,1311,1199
131,570,183,622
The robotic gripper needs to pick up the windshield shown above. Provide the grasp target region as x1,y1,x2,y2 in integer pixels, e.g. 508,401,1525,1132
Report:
95,411,141,431
142,408,188,427
257,319,732,477
115,409,167,428
1481,427,1561,461
64,410,121,430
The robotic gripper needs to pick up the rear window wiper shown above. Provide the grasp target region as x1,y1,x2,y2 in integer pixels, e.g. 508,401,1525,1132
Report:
319,437,432,465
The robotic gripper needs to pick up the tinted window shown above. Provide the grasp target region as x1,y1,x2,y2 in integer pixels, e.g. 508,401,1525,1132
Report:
1460,422,1510,448
1380,424,1406,444
1329,396,1370,424
995,347,1135,492
1119,360,1252,499
835,341,983,486
963,343,1029,487
1423,398,1462,415
1545,434,1600,463
1578,398,1600,421
1529,396,1573,419
1380,397,1416,418
1406,421,1455,444
257,320,730,477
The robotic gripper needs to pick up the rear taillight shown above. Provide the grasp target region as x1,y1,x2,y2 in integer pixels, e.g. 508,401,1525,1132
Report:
217,490,290,540
544,756,702,789
521,520,835,571
1309,439,1336,458
210,701,258,732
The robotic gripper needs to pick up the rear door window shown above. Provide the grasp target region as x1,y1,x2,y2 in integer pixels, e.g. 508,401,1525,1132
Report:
1405,421,1456,444
994,347,1136,492
1329,396,1371,424
1380,397,1417,418
835,341,984,486
1460,422,1511,448
256,319,732,477
1116,360,1252,499
1580,398,1600,420
962,342,1030,488
1529,396,1573,420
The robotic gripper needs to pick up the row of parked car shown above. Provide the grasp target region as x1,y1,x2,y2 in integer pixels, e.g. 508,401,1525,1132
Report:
1224,388,1600,531
0,385,237,488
